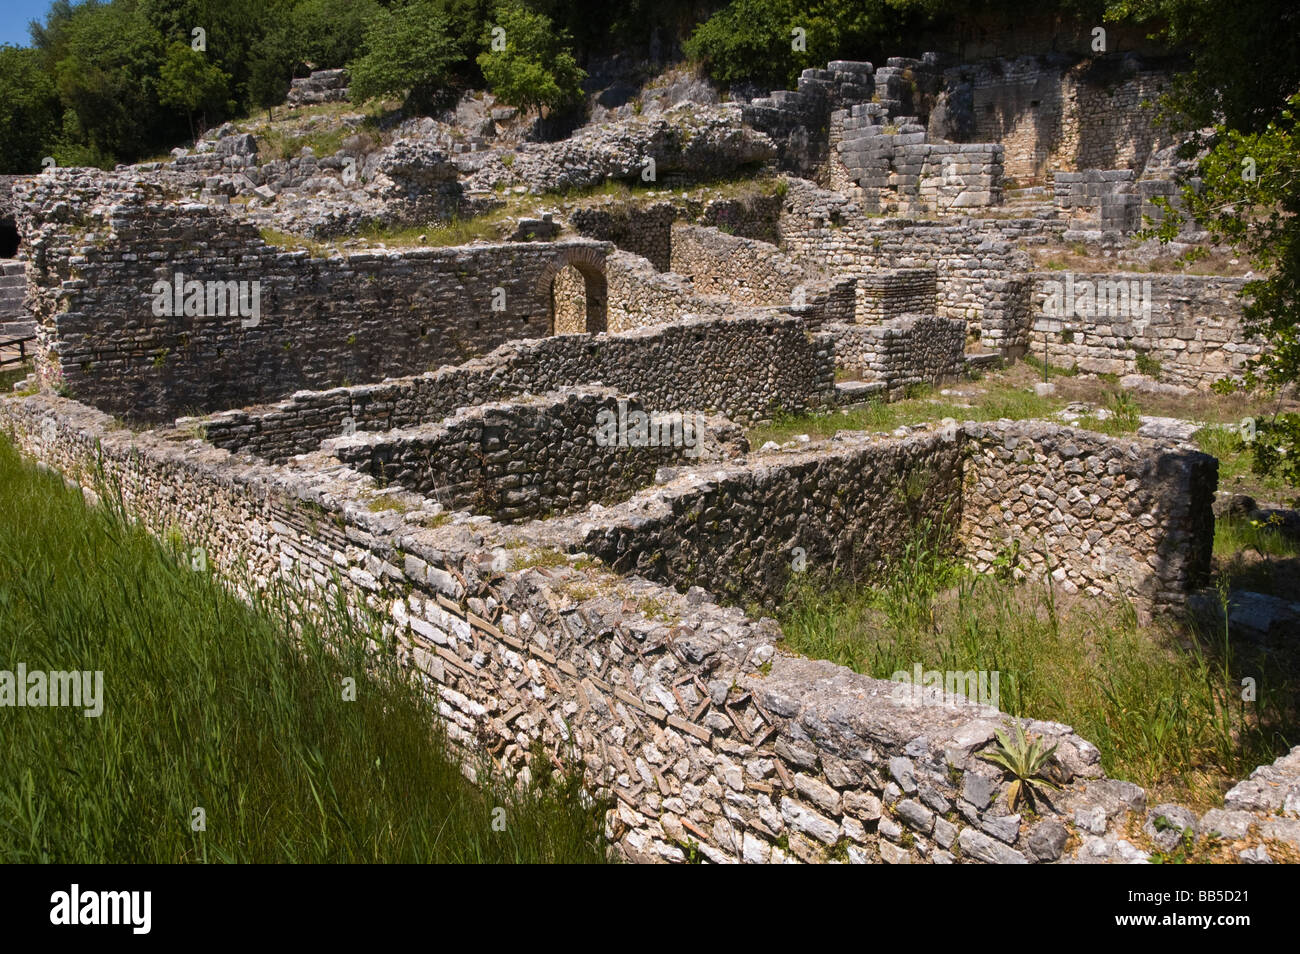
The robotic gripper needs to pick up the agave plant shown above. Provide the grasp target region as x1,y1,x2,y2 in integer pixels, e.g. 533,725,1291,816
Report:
978,721,1060,811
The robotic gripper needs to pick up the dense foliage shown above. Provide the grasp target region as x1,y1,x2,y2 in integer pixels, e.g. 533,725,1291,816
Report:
1117,0,1300,486
0,0,714,170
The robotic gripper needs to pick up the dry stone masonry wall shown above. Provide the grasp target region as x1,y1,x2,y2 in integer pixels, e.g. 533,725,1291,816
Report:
323,387,746,523
17,169,612,421
0,394,1232,865
962,421,1216,611
194,314,835,463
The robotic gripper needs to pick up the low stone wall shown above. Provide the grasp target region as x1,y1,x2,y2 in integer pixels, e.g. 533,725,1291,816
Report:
962,421,1216,611
829,316,967,396
324,388,745,523
0,392,1232,864
531,428,967,608
1028,272,1258,386
521,419,1214,617
194,314,836,462
669,224,814,308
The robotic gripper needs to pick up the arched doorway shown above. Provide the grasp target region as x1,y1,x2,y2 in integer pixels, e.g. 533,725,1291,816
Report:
0,219,19,259
545,257,607,334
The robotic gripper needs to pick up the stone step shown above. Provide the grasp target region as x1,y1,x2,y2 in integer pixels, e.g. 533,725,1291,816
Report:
835,379,887,404
965,352,1002,371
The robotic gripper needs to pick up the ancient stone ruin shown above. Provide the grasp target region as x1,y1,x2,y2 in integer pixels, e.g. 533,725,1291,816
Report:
3,44,1296,866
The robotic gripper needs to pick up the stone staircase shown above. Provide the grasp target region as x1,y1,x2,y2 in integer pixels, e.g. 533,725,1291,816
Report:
0,261,35,367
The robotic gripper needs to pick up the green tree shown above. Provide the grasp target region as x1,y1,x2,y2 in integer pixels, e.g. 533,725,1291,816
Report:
476,2,585,115
0,45,61,174
347,0,465,110
157,42,231,140
1113,0,1300,486
48,1,171,164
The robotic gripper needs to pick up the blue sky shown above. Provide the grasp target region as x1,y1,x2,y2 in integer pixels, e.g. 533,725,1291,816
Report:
1,0,56,48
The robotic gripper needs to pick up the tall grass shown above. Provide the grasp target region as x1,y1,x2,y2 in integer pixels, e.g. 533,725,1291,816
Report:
777,531,1293,805
0,437,609,863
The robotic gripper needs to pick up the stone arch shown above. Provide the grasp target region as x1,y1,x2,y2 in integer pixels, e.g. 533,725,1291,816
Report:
538,247,607,334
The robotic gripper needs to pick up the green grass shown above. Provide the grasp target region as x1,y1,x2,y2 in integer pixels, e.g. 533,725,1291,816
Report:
0,436,610,863
750,383,1060,446
776,528,1294,806
1195,425,1297,503
1078,390,1141,436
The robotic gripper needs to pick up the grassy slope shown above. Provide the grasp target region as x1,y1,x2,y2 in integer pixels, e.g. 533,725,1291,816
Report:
0,436,609,863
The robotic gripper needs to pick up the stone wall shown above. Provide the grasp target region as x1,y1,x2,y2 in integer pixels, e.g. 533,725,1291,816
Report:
778,178,1036,344
932,56,1176,183
829,316,968,396
17,169,617,422
0,392,1227,864
1053,170,1185,235
570,202,676,271
855,268,938,323
962,421,1216,612
669,224,814,308
194,314,836,462
605,249,731,331
1028,272,1258,386
834,107,1003,213
324,387,745,523
533,428,966,608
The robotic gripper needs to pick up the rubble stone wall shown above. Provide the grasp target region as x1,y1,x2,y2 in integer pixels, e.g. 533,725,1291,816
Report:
962,421,1216,611
195,315,836,462
324,387,745,523
669,224,814,308
0,393,1222,865
16,170,611,422
605,250,731,331
778,178,1036,344
829,316,968,396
